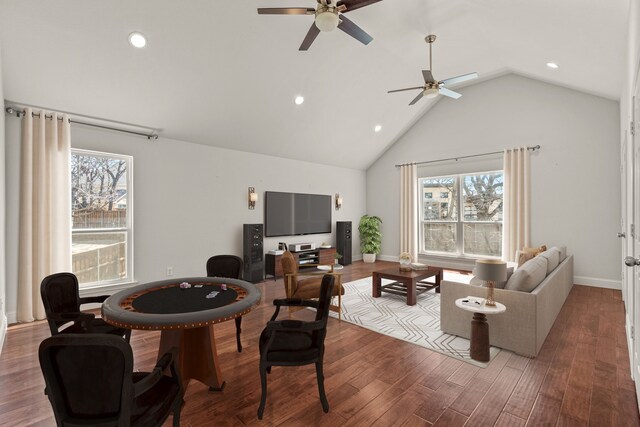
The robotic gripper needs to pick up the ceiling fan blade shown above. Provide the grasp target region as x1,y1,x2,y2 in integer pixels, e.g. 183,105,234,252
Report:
337,15,373,45
409,92,425,106
439,87,462,99
299,23,321,51
440,72,478,86
388,86,423,93
336,0,382,12
422,70,435,83
257,7,315,15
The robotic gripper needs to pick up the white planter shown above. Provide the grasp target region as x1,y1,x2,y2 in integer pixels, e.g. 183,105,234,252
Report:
363,253,376,263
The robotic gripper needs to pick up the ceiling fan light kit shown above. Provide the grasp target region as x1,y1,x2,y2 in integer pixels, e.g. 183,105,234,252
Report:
388,34,478,105
424,87,439,99
315,7,339,31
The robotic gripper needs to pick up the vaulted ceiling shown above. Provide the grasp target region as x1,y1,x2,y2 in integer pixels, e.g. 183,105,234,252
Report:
0,0,629,169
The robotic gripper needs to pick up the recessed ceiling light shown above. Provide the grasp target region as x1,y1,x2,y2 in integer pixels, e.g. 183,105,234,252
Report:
546,62,559,69
374,125,382,132
128,32,147,48
294,96,304,105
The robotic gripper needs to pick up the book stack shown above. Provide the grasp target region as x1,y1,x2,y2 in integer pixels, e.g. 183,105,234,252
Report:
460,296,485,307
410,262,430,271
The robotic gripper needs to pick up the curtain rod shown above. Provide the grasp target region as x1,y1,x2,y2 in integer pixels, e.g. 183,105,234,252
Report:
394,145,541,168
4,105,159,140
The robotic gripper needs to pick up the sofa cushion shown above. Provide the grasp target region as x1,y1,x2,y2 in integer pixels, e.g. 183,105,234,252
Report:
538,248,560,275
470,267,514,289
554,246,567,262
505,256,547,292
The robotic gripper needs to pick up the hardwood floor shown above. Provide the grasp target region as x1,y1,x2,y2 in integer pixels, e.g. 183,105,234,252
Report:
0,260,638,426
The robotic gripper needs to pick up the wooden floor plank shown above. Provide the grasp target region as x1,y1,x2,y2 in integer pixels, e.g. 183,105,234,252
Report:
0,264,637,427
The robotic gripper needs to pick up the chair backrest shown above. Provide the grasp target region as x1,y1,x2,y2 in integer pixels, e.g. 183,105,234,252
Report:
39,334,133,426
313,275,335,345
40,273,81,335
206,255,243,279
280,251,299,296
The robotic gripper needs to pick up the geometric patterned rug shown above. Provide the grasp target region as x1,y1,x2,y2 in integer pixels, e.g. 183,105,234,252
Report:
329,275,501,367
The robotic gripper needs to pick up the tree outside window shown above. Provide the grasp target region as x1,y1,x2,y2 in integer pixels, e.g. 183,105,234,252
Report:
71,150,133,287
420,171,503,257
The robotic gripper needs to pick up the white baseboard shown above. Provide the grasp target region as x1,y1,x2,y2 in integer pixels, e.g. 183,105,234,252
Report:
573,276,621,290
6,311,16,325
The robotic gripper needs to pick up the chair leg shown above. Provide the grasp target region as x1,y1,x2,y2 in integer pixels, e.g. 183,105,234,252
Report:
172,398,182,427
315,361,329,413
124,329,132,342
258,363,268,420
235,316,242,352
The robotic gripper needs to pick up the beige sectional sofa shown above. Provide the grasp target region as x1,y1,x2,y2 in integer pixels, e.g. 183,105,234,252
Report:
440,252,574,357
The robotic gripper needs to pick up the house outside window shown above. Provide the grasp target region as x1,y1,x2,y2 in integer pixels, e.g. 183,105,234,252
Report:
71,149,133,288
420,171,503,257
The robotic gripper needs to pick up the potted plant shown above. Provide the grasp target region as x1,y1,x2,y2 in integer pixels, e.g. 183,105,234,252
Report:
334,252,343,265
358,215,382,263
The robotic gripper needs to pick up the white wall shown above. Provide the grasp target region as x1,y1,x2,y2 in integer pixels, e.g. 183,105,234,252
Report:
0,42,7,349
4,120,366,323
367,73,621,288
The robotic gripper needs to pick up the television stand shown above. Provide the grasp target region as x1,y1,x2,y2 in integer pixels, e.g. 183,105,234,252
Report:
265,247,337,281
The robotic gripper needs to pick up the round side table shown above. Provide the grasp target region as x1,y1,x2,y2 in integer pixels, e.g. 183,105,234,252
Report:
455,298,506,362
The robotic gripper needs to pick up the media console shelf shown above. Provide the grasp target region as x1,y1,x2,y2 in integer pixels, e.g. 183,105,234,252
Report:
265,247,337,281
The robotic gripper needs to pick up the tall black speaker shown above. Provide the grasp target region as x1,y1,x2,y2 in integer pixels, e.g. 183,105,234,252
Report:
336,221,352,266
243,224,264,283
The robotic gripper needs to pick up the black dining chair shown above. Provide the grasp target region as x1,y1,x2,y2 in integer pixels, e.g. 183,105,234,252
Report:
206,255,244,352
39,333,183,427
40,272,131,342
257,274,335,419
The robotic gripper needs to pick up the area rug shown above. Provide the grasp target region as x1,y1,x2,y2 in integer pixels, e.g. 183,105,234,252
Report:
329,274,500,367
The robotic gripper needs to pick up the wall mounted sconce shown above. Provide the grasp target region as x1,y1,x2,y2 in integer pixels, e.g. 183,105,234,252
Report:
248,187,258,210
335,193,343,210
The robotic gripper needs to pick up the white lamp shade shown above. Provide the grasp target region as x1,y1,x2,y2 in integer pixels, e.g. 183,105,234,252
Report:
424,87,439,99
315,11,339,32
249,192,258,202
336,196,343,205
475,259,507,282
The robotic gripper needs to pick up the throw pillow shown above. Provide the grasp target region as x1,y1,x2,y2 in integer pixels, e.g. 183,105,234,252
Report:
517,251,535,267
505,256,547,292
523,245,547,257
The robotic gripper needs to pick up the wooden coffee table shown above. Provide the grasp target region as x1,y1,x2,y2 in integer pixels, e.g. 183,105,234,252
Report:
372,267,443,306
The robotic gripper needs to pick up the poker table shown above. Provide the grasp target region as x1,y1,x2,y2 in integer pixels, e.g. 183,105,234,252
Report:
102,277,261,391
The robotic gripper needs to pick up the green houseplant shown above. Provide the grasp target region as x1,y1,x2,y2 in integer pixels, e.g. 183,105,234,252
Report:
358,215,382,263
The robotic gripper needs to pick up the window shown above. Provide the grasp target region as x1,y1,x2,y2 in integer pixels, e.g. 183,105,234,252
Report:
71,150,133,287
424,192,433,199
420,171,503,257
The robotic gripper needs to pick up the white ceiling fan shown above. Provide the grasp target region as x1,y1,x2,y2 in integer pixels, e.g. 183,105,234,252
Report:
389,35,478,105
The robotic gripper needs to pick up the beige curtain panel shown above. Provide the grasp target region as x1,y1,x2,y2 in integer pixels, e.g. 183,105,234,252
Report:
17,108,72,322
399,163,418,262
502,147,531,262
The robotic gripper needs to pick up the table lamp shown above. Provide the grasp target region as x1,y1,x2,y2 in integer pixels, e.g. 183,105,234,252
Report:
475,259,507,307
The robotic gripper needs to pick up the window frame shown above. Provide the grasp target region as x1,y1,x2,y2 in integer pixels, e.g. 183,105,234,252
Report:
71,148,134,289
419,169,503,258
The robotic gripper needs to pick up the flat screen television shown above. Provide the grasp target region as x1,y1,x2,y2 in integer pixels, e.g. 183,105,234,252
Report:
265,191,332,237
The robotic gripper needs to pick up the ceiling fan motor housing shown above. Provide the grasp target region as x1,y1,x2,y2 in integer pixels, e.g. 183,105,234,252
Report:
315,5,339,31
